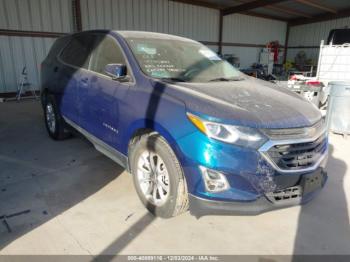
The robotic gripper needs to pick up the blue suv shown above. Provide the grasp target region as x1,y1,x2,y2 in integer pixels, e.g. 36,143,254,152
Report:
41,30,328,218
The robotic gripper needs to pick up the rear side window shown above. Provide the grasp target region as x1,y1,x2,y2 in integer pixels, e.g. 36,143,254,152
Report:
60,34,95,68
89,36,127,75
47,36,70,59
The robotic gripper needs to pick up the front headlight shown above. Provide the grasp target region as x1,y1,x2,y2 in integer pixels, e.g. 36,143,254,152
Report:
187,112,267,148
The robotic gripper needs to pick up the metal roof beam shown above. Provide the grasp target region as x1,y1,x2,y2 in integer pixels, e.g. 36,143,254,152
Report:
222,0,289,16
295,0,337,14
290,7,350,26
73,0,82,32
169,0,222,9
267,5,313,18
235,0,312,18
241,11,289,21
0,29,66,38
170,0,288,22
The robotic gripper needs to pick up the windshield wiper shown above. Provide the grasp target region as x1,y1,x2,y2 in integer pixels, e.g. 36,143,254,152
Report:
160,77,187,82
208,77,244,82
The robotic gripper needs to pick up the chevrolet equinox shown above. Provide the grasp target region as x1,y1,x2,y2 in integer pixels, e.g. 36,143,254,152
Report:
41,30,328,218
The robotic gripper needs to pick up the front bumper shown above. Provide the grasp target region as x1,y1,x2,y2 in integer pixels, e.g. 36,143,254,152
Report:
189,169,328,217
174,129,328,216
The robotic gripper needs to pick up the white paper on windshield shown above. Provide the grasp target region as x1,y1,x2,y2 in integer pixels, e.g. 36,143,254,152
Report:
199,49,221,61
136,44,157,55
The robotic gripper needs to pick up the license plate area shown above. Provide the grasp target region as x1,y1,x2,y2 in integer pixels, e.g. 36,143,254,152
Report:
301,169,324,196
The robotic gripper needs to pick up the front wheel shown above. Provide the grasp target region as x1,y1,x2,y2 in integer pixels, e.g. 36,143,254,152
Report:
44,95,70,140
129,133,189,218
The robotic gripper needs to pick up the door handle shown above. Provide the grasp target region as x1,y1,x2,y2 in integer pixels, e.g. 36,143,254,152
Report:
80,77,89,84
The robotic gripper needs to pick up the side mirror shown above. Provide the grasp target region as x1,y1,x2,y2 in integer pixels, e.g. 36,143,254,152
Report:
104,64,129,81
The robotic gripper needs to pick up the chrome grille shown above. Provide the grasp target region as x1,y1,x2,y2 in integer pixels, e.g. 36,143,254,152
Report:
266,135,327,171
261,119,325,140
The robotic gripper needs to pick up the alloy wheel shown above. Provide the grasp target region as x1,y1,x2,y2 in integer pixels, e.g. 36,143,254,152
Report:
136,150,170,206
46,103,56,133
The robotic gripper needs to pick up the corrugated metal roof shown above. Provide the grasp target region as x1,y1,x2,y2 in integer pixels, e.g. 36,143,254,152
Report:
182,0,350,21
252,8,295,19
275,2,330,17
315,0,350,10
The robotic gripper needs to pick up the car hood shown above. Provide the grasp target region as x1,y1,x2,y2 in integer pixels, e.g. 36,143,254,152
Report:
156,77,322,129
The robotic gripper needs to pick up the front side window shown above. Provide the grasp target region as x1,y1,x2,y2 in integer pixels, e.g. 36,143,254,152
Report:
89,36,127,76
60,34,95,68
125,37,242,82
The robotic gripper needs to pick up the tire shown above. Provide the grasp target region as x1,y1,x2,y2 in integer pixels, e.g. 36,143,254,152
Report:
129,133,189,218
44,95,70,140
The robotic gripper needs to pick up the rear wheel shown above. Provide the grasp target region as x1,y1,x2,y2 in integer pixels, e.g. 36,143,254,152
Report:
129,133,189,218
44,95,70,140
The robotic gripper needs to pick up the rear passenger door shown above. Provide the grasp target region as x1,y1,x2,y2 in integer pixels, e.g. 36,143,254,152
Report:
79,34,133,149
58,34,95,124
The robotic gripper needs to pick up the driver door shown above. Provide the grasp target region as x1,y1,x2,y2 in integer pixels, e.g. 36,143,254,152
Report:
78,34,132,149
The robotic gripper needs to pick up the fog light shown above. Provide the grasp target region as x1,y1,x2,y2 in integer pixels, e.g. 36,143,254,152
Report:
199,166,229,192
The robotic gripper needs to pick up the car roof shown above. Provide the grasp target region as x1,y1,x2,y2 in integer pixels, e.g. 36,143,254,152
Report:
116,31,197,42
71,30,198,43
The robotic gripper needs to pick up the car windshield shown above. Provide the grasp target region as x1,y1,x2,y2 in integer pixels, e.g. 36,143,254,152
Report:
125,37,242,83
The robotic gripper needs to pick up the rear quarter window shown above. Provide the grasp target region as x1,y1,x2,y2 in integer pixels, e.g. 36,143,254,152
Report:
59,34,95,68
46,36,70,59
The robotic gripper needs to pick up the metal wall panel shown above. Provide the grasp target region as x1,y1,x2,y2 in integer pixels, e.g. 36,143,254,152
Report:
286,48,320,63
0,0,290,93
289,17,350,47
80,1,287,69
0,0,220,93
222,46,261,68
222,14,287,68
287,16,350,62
223,14,287,45
0,36,55,92
0,0,73,32
80,0,220,42
0,0,73,93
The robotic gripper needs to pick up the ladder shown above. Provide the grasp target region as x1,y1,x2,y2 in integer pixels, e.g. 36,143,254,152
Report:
15,66,38,101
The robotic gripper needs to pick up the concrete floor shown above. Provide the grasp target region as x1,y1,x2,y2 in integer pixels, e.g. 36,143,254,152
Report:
0,100,349,255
